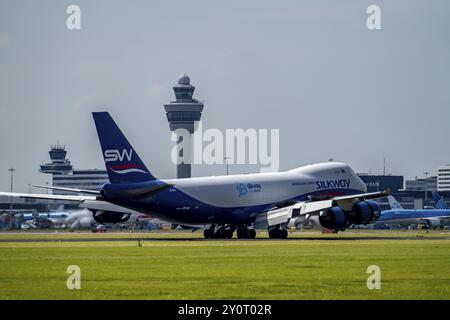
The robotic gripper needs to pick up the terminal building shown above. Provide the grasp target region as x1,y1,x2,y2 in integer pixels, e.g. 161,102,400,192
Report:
438,165,450,192
404,176,437,192
357,173,404,193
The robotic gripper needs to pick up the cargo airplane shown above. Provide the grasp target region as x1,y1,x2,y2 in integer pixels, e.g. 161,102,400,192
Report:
0,112,388,239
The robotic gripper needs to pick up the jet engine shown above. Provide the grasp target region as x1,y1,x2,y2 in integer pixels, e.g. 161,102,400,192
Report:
347,200,381,225
317,200,381,230
93,211,131,224
424,219,440,229
318,206,348,230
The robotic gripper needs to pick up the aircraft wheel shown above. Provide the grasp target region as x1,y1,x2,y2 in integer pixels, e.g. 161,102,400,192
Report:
204,229,212,239
237,226,249,239
213,226,226,239
249,229,256,239
268,228,287,239
224,225,236,239
268,229,276,239
204,225,215,239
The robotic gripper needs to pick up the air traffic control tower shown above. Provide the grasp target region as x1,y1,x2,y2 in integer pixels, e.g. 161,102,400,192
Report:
164,74,204,178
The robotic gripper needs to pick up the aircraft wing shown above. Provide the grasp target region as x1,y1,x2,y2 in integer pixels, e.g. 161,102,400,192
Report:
329,190,390,202
254,190,389,229
0,191,96,202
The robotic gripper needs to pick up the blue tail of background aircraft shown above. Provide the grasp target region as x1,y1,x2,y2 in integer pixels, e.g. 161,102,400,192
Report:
93,112,156,184
431,191,449,210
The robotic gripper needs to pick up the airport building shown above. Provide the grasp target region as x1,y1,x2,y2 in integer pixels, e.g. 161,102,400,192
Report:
404,176,437,192
39,143,73,174
357,174,404,193
164,74,204,178
438,165,450,192
40,144,108,195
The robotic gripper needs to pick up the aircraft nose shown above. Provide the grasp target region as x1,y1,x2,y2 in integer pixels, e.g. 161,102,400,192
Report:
355,175,367,193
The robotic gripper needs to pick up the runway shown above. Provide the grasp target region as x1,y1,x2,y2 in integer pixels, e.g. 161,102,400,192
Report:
1,235,449,242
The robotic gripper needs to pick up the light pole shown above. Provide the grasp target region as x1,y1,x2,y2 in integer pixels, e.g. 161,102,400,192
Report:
8,167,15,228
424,172,430,205
224,156,231,176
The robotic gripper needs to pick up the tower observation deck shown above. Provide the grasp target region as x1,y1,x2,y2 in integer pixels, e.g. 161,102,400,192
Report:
164,74,204,178
39,143,73,175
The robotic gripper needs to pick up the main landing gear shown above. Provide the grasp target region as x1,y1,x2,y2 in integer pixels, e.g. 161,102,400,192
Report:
268,226,288,239
203,224,256,239
204,224,235,239
236,225,256,239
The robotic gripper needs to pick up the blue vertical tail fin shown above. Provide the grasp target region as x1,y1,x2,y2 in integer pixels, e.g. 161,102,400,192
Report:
387,195,403,210
92,112,156,184
431,192,449,210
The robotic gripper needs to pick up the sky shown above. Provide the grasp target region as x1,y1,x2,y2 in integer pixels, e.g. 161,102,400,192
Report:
0,0,449,192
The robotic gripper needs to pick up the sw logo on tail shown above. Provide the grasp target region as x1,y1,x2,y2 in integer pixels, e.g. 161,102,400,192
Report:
104,149,133,162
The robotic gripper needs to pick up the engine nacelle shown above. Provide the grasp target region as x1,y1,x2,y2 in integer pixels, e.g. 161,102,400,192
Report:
425,219,440,229
319,206,348,230
347,200,381,225
93,211,131,224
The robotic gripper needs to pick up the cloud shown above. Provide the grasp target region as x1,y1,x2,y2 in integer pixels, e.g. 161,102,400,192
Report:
0,33,9,48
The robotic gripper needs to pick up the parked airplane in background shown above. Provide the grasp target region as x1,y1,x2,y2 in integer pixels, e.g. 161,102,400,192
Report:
62,208,149,229
16,210,69,229
376,194,450,228
0,112,388,239
15,209,91,229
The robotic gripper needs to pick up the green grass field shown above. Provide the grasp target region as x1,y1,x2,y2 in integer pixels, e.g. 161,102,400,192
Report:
0,231,449,299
